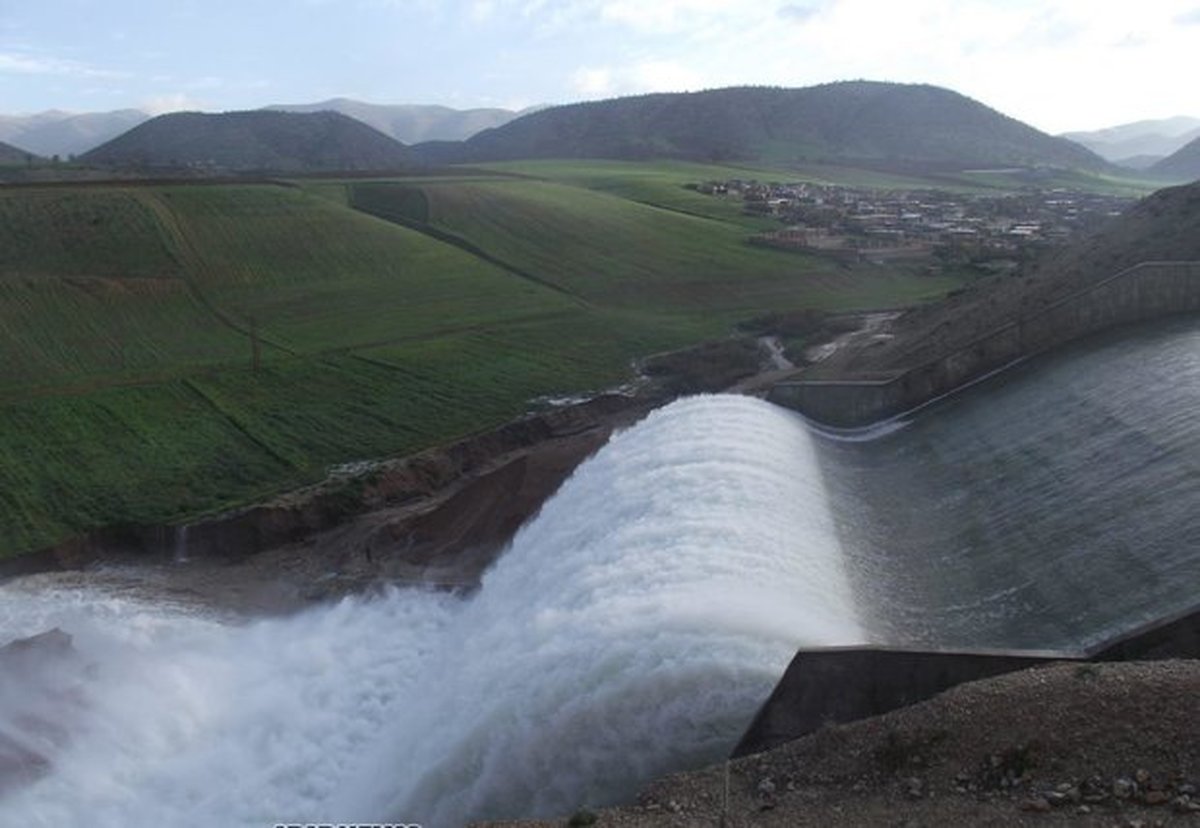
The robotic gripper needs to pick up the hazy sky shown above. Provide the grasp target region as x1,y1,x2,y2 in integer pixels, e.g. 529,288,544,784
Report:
1,0,1196,133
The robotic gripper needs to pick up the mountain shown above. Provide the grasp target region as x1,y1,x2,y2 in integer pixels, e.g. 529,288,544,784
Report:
1113,154,1166,171
1150,136,1200,183
81,110,410,172
0,109,150,157
264,99,529,144
1063,117,1200,164
412,81,1109,170
0,140,36,164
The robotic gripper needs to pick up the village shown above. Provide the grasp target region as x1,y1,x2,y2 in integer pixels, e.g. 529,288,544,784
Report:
691,178,1137,273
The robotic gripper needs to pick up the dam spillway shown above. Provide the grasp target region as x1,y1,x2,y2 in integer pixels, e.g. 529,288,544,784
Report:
0,318,1198,826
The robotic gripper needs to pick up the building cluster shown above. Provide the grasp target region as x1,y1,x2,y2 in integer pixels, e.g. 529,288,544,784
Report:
693,179,1135,268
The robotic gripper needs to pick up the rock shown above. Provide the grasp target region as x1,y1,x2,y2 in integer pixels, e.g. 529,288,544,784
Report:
1114,777,1137,799
1020,796,1052,813
1135,768,1152,786
1144,790,1169,806
1077,805,1092,815
757,777,776,796
1173,795,1200,814
904,777,925,800
1045,790,1069,807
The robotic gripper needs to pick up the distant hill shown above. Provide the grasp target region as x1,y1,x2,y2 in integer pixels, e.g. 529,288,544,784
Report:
0,140,36,165
0,109,150,157
1063,117,1200,164
1113,154,1166,171
1151,136,1200,183
413,82,1108,170
81,110,410,172
264,99,530,144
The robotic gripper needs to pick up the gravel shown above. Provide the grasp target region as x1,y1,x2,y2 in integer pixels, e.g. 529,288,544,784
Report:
480,659,1200,827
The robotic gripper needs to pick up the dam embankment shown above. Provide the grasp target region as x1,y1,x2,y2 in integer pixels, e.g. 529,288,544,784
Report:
770,261,1200,427
734,602,1200,758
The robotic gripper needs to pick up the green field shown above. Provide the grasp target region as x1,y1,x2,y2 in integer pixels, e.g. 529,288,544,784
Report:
0,163,965,557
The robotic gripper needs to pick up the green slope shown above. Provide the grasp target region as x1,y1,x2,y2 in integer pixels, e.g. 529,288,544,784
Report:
0,168,962,557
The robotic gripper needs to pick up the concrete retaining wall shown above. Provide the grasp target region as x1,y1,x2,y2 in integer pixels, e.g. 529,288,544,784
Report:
734,602,1200,757
770,261,1200,428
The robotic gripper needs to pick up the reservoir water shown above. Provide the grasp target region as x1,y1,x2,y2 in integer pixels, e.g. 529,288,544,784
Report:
0,318,1196,826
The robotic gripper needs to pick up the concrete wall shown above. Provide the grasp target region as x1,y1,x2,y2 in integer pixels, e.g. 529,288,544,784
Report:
770,261,1200,428
734,602,1200,757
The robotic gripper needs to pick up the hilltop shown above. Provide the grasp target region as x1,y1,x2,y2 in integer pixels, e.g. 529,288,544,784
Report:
264,98,528,144
415,81,1108,171
1151,136,1200,183
81,110,411,172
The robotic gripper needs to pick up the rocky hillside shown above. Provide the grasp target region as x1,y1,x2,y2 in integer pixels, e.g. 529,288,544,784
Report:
82,110,410,172
1151,135,1200,183
415,81,1108,170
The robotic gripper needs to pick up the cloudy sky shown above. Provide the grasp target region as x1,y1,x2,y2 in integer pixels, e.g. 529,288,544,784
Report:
1,0,1196,133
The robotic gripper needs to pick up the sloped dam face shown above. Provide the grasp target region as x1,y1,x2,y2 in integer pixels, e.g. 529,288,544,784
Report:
0,318,1197,827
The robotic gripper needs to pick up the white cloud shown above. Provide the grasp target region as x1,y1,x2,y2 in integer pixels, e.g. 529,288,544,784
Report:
570,59,706,99
0,50,127,79
141,93,209,115
597,0,747,33
553,0,1197,131
570,66,614,96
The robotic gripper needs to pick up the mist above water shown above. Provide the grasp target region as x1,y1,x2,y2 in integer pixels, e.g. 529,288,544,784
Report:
0,395,862,827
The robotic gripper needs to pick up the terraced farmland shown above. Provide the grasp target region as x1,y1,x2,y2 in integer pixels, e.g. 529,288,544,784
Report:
0,166,962,557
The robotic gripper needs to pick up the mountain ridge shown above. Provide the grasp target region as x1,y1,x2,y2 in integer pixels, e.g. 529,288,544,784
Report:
263,98,531,144
0,109,150,157
1151,135,1200,183
81,110,411,172
413,81,1110,170
1063,116,1200,163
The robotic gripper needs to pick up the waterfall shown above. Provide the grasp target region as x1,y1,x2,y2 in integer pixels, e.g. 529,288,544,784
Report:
0,395,862,827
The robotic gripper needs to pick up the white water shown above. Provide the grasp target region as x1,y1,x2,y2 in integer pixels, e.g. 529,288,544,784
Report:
0,395,862,827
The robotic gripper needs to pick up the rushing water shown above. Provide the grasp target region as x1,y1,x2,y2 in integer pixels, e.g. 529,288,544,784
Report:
0,318,1197,826
0,396,862,827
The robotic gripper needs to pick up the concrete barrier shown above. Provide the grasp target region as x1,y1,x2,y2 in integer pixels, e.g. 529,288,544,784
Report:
770,261,1200,427
734,601,1200,757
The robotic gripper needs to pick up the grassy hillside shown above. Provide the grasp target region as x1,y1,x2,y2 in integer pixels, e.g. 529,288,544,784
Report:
0,166,962,557
0,140,35,165
415,82,1108,171
82,110,410,172
1152,136,1200,183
